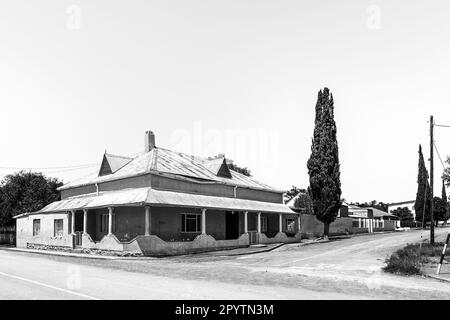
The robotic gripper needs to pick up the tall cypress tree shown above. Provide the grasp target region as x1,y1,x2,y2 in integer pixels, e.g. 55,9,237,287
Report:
442,180,449,223
414,145,431,225
442,180,447,201
307,88,342,239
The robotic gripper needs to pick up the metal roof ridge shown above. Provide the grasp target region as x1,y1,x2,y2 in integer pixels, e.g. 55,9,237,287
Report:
105,152,133,160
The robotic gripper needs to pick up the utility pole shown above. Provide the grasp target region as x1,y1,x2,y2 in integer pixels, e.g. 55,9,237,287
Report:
430,115,435,244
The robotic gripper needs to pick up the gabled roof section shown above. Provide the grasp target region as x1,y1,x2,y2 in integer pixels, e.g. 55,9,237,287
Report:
367,207,396,218
203,157,232,178
60,147,281,192
98,153,133,177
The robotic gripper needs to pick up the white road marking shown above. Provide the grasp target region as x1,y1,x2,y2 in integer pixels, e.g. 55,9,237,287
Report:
0,271,101,300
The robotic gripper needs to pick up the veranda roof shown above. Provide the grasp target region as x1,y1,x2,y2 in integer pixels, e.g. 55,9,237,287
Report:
15,188,295,218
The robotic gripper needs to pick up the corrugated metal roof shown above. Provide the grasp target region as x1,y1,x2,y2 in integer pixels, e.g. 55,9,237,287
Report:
367,207,396,218
18,187,295,216
59,147,279,192
387,200,415,206
104,153,133,173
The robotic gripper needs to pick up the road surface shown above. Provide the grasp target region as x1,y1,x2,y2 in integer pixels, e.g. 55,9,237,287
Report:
1,228,450,299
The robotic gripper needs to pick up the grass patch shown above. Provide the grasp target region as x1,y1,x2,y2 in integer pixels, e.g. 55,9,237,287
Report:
383,242,444,275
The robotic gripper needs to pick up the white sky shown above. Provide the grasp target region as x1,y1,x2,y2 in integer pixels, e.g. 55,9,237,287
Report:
1,0,450,203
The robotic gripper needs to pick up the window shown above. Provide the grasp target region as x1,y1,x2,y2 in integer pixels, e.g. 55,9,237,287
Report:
181,214,201,233
33,219,40,236
54,219,63,237
261,216,268,233
286,218,296,233
100,214,108,233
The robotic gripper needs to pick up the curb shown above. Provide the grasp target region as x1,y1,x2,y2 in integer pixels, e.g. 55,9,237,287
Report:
0,247,142,260
220,243,286,256
423,274,450,284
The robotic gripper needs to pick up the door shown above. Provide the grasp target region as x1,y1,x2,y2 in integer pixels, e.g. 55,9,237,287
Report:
73,231,83,248
225,211,239,239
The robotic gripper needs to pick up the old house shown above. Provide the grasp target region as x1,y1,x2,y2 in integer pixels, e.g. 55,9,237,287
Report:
14,131,299,256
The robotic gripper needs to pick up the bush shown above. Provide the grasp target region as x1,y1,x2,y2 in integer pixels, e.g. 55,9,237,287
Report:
383,242,445,275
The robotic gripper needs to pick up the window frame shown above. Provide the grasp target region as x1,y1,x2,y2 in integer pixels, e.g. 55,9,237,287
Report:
54,219,64,238
33,219,40,236
181,213,201,233
285,218,296,233
100,214,108,233
99,213,115,233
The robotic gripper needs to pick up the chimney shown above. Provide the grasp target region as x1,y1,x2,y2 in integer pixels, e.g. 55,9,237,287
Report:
145,131,155,152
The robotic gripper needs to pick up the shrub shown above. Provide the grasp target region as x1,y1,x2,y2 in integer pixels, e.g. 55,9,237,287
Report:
383,242,445,275
383,245,423,275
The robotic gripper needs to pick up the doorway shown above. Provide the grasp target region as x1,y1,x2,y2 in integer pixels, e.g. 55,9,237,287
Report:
225,211,239,239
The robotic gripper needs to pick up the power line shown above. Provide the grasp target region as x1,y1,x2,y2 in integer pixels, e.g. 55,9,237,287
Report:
0,163,99,171
435,124,450,128
433,142,446,170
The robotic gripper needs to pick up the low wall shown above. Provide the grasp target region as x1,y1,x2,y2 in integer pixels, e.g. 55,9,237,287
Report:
0,227,15,245
301,214,353,238
352,227,368,234
136,233,249,256
384,220,396,231
81,233,142,254
258,232,301,244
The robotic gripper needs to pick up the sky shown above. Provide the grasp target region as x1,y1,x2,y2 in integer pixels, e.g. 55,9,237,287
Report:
1,0,450,203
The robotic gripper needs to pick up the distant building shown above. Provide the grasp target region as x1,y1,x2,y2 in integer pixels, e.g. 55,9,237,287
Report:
342,202,400,231
387,200,415,220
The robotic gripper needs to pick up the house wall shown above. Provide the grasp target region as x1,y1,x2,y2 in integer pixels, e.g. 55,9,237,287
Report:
151,175,235,198
264,213,278,237
16,213,72,249
301,214,353,237
61,185,96,199
101,175,151,192
150,207,228,241
236,188,283,204
113,206,145,242
61,173,284,204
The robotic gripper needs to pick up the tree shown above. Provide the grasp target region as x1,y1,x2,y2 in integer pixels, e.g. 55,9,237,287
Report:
442,155,450,189
0,171,63,226
284,186,303,203
440,180,449,224
207,154,251,176
227,162,251,177
307,88,342,239
293,190,314,215
433,196,448,226
392,207,414,222
350,200,388,212
414,145,431,226
442,179,448,201
284,186,314,214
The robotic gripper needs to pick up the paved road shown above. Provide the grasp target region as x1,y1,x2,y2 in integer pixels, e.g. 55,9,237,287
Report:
0,246,359,300
1,228,450,299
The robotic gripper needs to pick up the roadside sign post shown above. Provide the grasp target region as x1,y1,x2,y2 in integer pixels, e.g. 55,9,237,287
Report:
437,233,450,274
